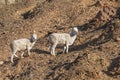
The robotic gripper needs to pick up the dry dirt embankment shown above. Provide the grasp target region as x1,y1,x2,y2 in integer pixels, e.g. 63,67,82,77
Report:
0,0,120,80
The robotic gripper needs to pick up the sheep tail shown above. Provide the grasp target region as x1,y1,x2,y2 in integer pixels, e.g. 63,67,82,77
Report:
44,31,53,38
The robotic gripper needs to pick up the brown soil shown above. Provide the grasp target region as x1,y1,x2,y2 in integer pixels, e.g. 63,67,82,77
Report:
0,0,120,80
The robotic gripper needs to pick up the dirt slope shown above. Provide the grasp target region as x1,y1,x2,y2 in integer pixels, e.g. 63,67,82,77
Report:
0,0,120,80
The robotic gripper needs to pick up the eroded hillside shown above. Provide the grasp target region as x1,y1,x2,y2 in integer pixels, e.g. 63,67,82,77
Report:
0,0,120,80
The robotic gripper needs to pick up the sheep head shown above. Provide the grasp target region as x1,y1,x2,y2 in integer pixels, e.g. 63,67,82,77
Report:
30,31,37,42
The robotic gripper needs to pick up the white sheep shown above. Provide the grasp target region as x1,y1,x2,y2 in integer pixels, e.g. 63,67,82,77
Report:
10,31,37,63
48,27,78,56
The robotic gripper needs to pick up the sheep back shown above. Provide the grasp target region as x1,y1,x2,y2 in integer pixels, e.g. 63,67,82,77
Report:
49,33,70,44
10,39,31,51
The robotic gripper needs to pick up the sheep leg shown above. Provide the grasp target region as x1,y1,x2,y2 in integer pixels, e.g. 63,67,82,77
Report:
51,43,57,56
66,45,69,53
63,46,66,54
50,43,56,56
27,48,31,56
11,50,17,63
50,46,55,56
52,47,56,56
50,45,53,55
14,54,18,57
21,52,24,58
11,54,14,63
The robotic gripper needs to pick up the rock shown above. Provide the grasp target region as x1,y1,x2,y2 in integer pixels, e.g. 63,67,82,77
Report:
94,1,103,7
95,10,110,21
95,6,116,21
0,61,4,65
0,0,16,5
103,6,116,17
116,37,120,41
87,53,100,61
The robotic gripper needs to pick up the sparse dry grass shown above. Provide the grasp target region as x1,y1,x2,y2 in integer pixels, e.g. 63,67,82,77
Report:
0,0,120,80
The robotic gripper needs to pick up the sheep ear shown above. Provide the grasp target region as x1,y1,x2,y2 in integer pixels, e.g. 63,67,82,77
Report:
33,30,36,33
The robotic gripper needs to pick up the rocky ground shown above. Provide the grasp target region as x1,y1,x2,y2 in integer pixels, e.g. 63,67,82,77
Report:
0,0,120,80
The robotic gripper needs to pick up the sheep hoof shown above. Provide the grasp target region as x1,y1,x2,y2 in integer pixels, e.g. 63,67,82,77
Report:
28,54,31,56
52,54,56,56
21,57,24,58
15,55,18,58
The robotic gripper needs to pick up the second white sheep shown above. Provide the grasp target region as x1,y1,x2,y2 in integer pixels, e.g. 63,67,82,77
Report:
10,31,37,63
48,27,78,56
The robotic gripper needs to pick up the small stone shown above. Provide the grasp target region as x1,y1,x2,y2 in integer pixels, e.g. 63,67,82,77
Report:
116,37,120,41
95,1,103,7
0,61,4,65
